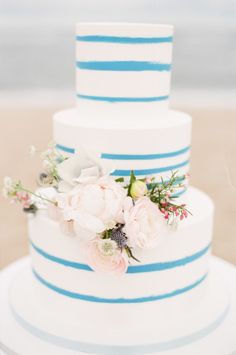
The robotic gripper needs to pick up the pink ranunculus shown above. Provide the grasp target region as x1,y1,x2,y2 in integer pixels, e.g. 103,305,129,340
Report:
124,196,166,249
87,238,128,275
56,176,127,235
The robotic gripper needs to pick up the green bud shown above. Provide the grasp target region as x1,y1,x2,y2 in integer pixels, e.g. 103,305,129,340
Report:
130,180,148,199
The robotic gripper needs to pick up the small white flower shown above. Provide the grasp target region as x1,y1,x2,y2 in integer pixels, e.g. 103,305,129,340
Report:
2,176,14,198
97,239,118,257
4,176,13,189
29,145,36,157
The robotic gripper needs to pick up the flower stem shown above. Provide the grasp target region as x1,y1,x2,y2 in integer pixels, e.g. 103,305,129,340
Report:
19,187,56,205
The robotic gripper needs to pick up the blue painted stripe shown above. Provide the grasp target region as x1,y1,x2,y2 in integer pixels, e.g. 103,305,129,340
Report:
127,244,210,273
32,269,208,303
55,144,190,160
76,35,173,44
56,144,75,154
30,241,93,272
77,93,169,103
111,159,190,177
30,240,210,274
102,146,190,160
76,61,171,71
11,302,228,354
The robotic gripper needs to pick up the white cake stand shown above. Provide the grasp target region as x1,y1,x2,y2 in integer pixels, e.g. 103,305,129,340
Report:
0,256,236,355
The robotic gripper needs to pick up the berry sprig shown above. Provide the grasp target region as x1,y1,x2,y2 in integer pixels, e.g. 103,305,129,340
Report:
147,171,191,225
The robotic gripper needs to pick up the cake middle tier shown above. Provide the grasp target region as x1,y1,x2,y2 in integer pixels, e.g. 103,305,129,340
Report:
54,109,191,195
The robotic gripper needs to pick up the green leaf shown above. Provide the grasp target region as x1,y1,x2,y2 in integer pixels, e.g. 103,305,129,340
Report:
150,183,157,196
130,170,136,184
115,177,125,183
125,246,140,263
127,170,136,197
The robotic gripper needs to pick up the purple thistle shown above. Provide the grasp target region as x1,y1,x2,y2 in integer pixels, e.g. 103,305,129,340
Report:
110,227,128,250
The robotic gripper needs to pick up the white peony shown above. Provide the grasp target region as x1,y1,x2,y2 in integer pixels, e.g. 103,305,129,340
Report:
123,196,166,249
55,176,127,235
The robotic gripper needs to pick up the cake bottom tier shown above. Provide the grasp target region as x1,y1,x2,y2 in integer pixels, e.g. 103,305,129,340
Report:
28,187,214,307
9,262,228,354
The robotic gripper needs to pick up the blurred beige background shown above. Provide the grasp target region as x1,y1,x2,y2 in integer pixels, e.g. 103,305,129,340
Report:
0,105,236,269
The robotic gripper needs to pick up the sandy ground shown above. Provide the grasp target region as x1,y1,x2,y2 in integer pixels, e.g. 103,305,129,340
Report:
0,107,236,269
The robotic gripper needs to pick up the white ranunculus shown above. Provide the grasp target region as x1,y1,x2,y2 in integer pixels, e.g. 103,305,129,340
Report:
56,176,127,235
57,149,109,192
124,196,166,249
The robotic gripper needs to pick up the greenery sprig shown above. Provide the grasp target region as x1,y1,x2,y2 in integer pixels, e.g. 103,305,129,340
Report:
2,178,56,214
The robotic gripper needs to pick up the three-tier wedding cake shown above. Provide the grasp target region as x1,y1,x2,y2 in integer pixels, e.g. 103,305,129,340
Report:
6,23,229,354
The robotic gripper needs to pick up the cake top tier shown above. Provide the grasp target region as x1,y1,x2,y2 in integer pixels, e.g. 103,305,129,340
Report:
76,23,174,120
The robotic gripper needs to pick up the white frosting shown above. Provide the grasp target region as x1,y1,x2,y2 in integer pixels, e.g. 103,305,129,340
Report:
76,23,173,118
2,257,234,355
9,259,228,347
53,108,191,183
76,42,172,63
30,249,209,299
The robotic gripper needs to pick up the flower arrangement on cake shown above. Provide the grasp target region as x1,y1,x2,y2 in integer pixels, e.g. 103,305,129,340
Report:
3,144,190,275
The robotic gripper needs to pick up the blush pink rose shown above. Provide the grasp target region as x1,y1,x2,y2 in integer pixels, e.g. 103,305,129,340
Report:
87,238,128,275
124,196,166,249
